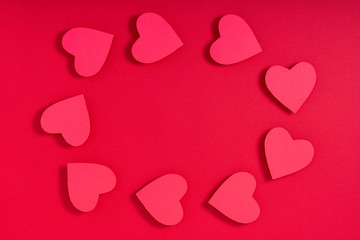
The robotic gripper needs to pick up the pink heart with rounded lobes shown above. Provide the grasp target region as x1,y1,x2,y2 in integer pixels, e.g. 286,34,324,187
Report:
62,27,113,77
265,127,314,179
40,95,90,147
132,13,183,64
209,172,260,224
265,62,316,113
136,174,187,226
67,163,116,212
210,14,262,65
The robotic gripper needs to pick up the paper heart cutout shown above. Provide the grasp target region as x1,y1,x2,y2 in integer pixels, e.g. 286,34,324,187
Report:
62,27,113,77
265,62,316,113
131,13,183,64
67,163,116,212
40,95,90,147
136,174,187,226
210,14,262,65
265,127,314,179
209,172,260,224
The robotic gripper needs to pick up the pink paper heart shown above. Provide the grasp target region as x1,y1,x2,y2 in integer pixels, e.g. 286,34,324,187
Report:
210,14,262,65
62,27,113,77
265,127,314,179
40,95,90,147
209,172,260,224
265,62,316,113
136,174,187,226
131,13,183,64
67,163,116,212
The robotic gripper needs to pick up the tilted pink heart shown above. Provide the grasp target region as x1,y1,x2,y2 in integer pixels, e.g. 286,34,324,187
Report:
131,13,183,64
136,174,187,226
265,62,316,113
210,14,262,65
62,27,113,77
209,172,260,224
265,127,314,179
40,95,90,147
67,163,116,212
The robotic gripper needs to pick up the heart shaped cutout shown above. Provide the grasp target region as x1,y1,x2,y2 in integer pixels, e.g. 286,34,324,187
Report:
209,172,260,224
62,27,113,77
210,14,262,65
40,95,90,147
265,62,316,113
136,174,187,226
67,163,116,212
265,127,314,179
132,13,183,64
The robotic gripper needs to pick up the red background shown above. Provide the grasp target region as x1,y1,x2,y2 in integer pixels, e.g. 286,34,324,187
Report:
1,0,360,239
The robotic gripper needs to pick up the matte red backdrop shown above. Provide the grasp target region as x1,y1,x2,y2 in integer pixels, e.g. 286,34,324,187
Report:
1,0,360,239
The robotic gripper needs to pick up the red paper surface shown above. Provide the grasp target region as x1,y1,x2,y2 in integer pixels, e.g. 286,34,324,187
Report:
1,0,360,239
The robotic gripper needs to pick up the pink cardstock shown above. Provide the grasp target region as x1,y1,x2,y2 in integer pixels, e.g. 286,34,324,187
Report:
265,127,314,179
40,95,90,147
67,163,116,212
136,174,187,226
131,13,183,64
210,14,262,65
265,62,316,113
62,27,113,77
209,172,260,224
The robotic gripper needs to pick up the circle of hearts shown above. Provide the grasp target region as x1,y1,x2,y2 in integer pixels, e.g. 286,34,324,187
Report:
40,12,316,226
